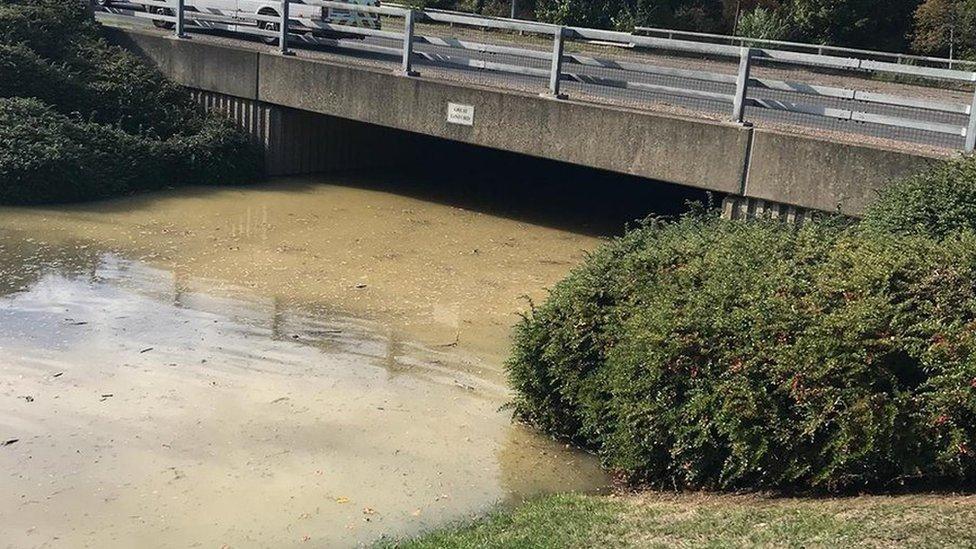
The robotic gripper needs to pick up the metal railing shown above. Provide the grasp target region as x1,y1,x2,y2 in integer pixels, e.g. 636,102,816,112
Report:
100,0,976,152
634,26,976,71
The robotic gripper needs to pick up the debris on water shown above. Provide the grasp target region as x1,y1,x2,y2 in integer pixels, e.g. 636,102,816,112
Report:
2,439,18,447
335,496,349,504
362,507,375,515
139,347,154,353
308,329,343,336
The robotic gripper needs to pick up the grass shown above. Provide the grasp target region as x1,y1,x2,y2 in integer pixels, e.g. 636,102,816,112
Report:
378,492,976,548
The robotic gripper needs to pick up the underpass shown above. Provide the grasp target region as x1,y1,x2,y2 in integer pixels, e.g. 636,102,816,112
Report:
96,3,955,215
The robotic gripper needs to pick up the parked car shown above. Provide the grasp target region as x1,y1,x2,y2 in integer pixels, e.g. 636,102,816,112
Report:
101,0,381,41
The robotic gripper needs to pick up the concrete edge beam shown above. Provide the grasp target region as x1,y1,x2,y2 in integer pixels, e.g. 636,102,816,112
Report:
105,27,259,100
743,129,944,215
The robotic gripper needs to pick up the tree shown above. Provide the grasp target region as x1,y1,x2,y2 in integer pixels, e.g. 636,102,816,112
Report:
534,0,728,32
736,6,790,39
784,0,920,51
913,0,976,58
533,0,617,28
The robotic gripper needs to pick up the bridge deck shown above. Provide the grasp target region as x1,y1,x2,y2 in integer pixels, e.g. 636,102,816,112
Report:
95,7,968,157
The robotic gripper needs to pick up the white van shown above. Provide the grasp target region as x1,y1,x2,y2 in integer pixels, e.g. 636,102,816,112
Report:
110,0,381,40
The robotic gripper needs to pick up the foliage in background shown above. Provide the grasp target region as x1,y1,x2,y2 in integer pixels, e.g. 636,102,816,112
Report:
403,0,532,17
735,6,790,40
781,0,918,50
913,0,976,58
408,0,933,54
508,193,976,490
533,0,730,31
0,0,260,204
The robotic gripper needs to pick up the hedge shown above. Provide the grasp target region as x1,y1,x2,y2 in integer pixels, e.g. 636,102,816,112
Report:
862,158,976,238
0,0,260,203
0,97,258,204
508,213,976,491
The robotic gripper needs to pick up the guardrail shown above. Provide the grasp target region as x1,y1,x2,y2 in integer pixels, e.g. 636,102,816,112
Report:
101,0,976,152
634,26,976,71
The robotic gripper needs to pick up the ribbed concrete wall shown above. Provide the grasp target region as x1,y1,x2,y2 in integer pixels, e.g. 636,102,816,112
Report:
190,89,430,176
720,195,816,224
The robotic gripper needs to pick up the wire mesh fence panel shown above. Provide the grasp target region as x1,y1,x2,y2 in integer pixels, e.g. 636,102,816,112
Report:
744,104,965,150
559,37,738,118
409,19,552,95
635,26,976,72
745,56,971,150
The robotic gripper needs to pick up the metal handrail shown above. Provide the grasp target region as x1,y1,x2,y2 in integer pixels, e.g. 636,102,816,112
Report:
634,25,976,70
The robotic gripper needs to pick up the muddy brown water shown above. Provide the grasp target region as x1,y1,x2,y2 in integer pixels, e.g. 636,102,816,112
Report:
0,171,700,547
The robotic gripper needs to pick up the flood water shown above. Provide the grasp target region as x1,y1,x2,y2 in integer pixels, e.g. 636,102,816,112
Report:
0,162,704,547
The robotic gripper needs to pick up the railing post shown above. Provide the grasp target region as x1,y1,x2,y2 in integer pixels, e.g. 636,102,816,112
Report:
731,47,752,124
965,78,976,153
175,0,186,38
279,0,291,56
547,26,566,98
402,9,417,76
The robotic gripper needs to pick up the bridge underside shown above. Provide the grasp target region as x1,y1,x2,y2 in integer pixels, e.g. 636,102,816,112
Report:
108,28,942,216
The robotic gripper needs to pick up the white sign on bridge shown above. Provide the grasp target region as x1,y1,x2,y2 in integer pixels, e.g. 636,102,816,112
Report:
447,103,474,126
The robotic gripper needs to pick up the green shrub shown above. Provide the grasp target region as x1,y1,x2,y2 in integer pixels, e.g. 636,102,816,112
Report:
0,97,164,203
862,157,976,238
0,0,199,138
62,38,198,138
0,98,259,204
162,115,263,186
0,0,261,203
509,215,976,491
0,43,83,106
0,0,97,59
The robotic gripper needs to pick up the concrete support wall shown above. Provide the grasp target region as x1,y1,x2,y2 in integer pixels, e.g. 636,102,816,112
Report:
109,28,946,216
190,90,432,176
743,130,942,214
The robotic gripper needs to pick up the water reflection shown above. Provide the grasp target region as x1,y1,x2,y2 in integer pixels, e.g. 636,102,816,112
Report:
0,236,605,548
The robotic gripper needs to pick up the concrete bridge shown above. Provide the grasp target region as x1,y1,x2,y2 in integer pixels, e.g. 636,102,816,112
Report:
106,22,949,217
